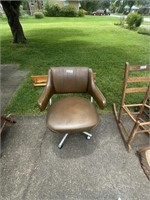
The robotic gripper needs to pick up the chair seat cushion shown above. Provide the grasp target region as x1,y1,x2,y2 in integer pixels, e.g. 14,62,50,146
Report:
46,96,100,133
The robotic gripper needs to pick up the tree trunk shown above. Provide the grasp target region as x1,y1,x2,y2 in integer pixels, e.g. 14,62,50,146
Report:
127,0,135,13
1,1,27,44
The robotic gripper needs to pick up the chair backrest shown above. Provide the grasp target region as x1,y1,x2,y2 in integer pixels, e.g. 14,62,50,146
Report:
50,67,90,93
38,66,106,111
121,62,150,105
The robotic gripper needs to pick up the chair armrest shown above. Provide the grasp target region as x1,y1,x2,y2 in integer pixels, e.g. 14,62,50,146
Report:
38,86,54,111
89,85,106,109
88,69,106,109
37,69,54,111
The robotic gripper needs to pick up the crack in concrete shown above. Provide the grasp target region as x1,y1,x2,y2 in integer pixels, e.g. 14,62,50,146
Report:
21,129,47,200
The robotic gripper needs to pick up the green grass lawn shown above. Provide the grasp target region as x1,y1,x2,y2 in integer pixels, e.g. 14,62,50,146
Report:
1,16,150,114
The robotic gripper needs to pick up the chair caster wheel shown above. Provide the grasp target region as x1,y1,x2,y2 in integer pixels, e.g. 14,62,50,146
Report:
86,136,91,140
58,144,63,149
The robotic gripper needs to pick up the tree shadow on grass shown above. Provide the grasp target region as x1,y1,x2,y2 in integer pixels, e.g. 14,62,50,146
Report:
2,27,149,114
2,27,148,72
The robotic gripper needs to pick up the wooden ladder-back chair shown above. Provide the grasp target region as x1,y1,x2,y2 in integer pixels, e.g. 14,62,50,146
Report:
113,62,150,151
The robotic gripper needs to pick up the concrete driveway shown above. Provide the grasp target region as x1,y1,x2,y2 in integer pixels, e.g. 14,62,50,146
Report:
1,114,150,200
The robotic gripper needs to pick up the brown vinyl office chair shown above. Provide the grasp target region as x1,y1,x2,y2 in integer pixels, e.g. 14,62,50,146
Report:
38,67,106,148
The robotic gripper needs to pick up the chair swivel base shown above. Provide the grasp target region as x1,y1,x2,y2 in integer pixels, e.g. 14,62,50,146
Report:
58,132,92,149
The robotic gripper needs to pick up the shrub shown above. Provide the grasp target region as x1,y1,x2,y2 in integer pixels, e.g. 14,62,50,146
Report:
19,5,30,18
135,15,143,27
47,4,61,17
44,0,78,17
34,12,44,19
44,0,61,17
43,0,51,16
61,6,77,17
78,9,85,17
126,13,143,29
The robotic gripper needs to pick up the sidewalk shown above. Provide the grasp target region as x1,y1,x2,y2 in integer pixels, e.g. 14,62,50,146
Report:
1,64,28,114
1,65,150,200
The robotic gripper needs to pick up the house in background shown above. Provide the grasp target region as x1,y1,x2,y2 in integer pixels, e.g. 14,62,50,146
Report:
29,0,44,15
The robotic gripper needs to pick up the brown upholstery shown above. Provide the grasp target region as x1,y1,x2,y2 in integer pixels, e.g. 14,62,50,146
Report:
38,67,106,138
51,67,89,93
46,97,100,133
38,67,106,111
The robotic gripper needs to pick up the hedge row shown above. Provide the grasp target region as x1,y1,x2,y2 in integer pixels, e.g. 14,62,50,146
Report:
43,4,85,17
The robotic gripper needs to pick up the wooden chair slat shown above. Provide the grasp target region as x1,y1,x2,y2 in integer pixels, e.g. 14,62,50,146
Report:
125,87,148,93
128,65,150,71
127,76,150,83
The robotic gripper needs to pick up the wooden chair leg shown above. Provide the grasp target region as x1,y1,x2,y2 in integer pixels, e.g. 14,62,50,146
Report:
118,107,123,123
127,121,140,149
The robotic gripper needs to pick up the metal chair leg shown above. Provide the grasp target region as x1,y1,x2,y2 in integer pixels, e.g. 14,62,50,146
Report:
58,133,68,149
58,132,92,149
83,131,92,140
